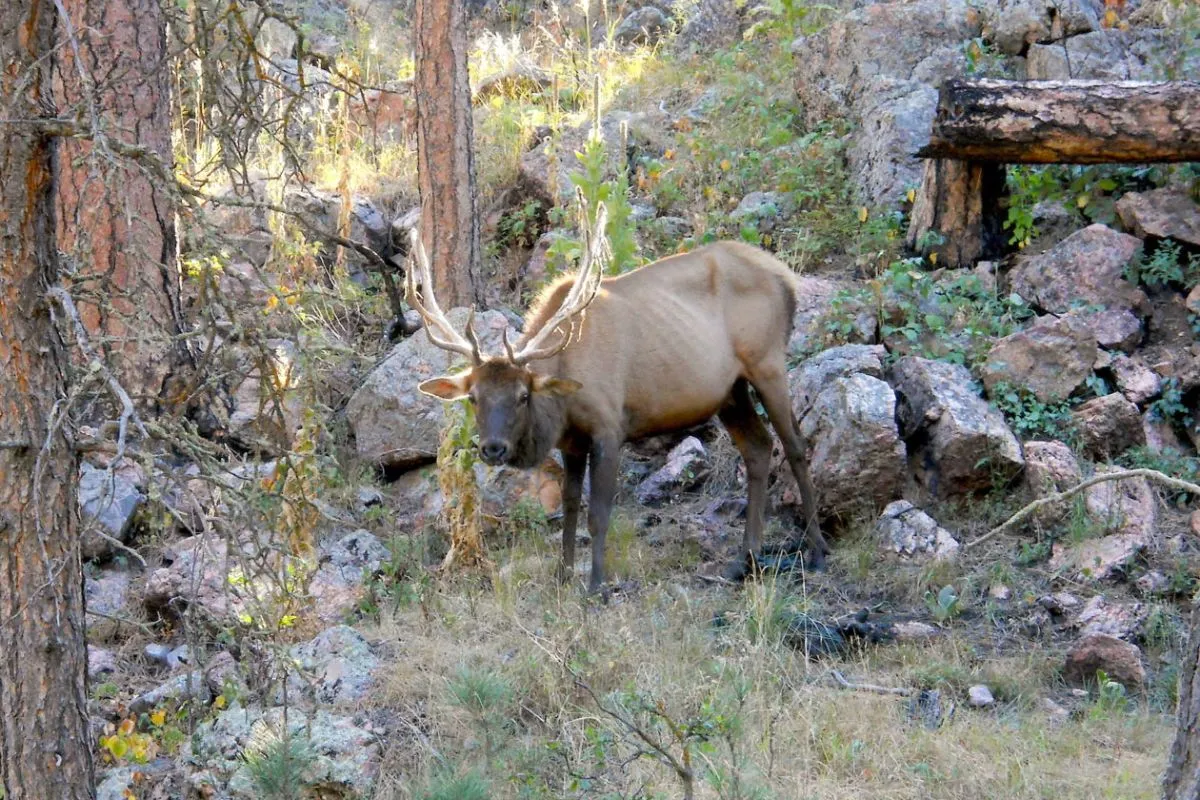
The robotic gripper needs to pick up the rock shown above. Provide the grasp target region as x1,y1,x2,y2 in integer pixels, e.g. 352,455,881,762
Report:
519,113,649,207
981,0,1101,55
846,77,939,204
1027,28,1175,80
145,643,190,671
1143,411,1188,455
473,63,552,103
357,486,384,509
614,5,672,45
1038,592,1081,615
787,276,876,358
143,534,274,625
1074,307,1143,353
131,671,212,713
1191,509,1200,537
789,344,886,413
875,500,960,560
346,308,511,470
1008,225,1146,317
636,437,710,506
989,583,1012,601
1075,595,1145,639
224,340,304,452
283,188,391,259
1111,355,1161,405
1039,696,1070,723
1136,571,1169,595
968,684,995,707
1023,441,1082,494
88,646,118,681
204,651,244,697
980,315,1097,403
283,625,379,708
892,620,938,641
675,0,743,50
1050,466,1156,581
521,229,567,289
791,0,979,204
79,461,146,560
191,707,380,799
1072,393,1145,458
730,191,793,232
1064,634,1145,690
795,374,906,517
85,569,134,638
1116,187,1200,248
890,357,1024,496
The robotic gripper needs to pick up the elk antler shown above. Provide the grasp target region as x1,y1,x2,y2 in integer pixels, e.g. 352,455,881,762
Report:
405,230,483,365
508,199,610,364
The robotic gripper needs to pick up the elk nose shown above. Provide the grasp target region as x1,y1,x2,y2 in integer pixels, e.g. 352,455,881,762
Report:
480,440,509,464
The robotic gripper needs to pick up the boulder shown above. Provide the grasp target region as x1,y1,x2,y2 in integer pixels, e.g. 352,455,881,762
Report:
1023,440,1082,527
636,436,710,506
1072,393,1145,458
614,5,673,45
1075,595,1145,639
346,308,511,470
980,315,1097,403
789,344,887,414
1110,355,1161,406
1027,28,1178,80
88,646,118,681
730,191,794,232
796,374,906,517
282,187,391,259
969,685,995,708
846,77,940,205
875,500,960,560
1038,591,1081,615
890,357,1024,496
1063,634,1145,690
473,63,552,104
1116,188,1200,248
79,461,146,561
1073,308,1142,353
1049,465,1156,581
85,568,135,639
787,277,876,358
1007,225,1146,316
191,707,380,799
282,625,379,708
675,0,743,50
307,529,390,623
518,113,649,207
981,0,1101,55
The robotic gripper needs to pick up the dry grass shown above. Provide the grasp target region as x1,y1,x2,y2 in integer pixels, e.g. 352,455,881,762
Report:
365,534,1173,800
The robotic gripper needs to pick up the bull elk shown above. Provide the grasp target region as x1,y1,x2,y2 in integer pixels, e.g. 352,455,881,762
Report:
407,203,827,592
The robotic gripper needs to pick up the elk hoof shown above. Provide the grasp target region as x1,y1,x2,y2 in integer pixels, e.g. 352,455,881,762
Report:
721,553,762,584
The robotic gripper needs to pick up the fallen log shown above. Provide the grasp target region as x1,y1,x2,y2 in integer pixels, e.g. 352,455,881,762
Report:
917,79,1200,164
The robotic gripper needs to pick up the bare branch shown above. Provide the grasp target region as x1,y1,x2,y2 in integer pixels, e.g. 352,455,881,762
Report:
967,468,1200,549
830,670,913,697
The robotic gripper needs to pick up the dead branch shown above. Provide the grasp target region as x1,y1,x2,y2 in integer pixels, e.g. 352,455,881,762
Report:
968,467,1200,549
830,669,913,697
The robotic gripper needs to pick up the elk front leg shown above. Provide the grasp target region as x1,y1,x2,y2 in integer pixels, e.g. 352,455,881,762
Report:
718,379,773,581
586,437,621,593
559,449,587,584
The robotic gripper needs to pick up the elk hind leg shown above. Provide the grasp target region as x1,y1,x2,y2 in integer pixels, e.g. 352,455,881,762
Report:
746,365,829,569
717,379,773,582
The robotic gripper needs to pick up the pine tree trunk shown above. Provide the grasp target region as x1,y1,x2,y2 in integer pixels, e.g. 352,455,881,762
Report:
0,1,95,796
1164,598,1200,800
52,0,184,408
414,0,482,308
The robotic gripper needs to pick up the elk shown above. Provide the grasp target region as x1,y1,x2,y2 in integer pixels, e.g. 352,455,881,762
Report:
407,203,828,592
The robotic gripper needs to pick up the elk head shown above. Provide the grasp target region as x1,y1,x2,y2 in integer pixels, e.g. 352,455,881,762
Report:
407,202,610,468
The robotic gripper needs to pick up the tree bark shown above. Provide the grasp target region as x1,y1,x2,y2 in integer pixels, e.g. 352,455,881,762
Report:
906,159,1006,268
0,1,94,796
414,0,482,308
1165,598,1200,800
52,0,184,408
918,79,1200,164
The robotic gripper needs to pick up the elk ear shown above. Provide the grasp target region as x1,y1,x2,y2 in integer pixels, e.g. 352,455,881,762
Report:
532,374,582,397
418,373,472,401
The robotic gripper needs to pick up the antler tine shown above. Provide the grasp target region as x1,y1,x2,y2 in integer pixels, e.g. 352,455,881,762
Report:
405,229,483,363
510,201,609,364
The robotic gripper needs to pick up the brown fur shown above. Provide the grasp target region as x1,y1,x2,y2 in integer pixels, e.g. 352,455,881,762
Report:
420,241,827,591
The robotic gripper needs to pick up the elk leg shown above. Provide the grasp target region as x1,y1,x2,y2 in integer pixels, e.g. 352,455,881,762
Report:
748,369,830,570
559,449,587,584
717,379,772,582
586,437,621,593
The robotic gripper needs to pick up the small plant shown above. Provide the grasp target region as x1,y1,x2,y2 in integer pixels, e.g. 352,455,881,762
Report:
1124,239,1193,289
1088,670,1130,720
1015,539,1053,566
243,732,316,800
420,770,492,800
447,664,514,759
496,199,545,250
923,584,963,625
990,383,1075,442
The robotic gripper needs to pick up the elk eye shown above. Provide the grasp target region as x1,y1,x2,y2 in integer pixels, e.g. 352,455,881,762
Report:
518,389,530,404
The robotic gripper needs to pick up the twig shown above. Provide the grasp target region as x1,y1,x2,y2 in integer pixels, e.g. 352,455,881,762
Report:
46,285,149,467
81,526,148,568
85,608,157,636
967,468,1200,549
830,669,913,697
